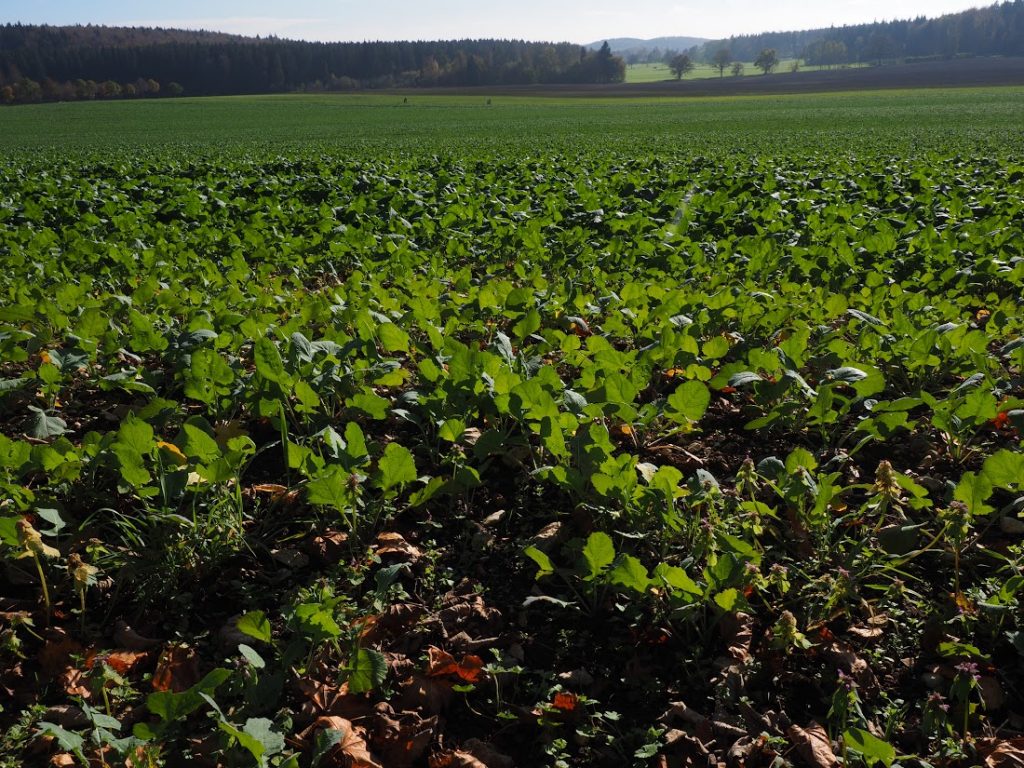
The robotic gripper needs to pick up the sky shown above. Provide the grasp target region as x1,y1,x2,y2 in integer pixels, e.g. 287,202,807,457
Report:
5,0,984,43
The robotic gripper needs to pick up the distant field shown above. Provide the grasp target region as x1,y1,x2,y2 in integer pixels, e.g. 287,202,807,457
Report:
625,59,856,82
1,86,1023,154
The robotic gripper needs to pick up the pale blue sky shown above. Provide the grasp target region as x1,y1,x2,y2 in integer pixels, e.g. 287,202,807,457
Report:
5,0,982,43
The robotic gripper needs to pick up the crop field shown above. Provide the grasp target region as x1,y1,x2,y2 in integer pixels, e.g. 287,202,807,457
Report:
624,60,859,83
2,89,1024,768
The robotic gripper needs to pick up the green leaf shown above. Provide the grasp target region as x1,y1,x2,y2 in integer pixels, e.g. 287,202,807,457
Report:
713,588,739,611
843,728,895,767
117,414,154,455
312,727,346,767
581,531,615,580
438,418,466,443
609,555,651,593
242,717,285,760
375,442,416,494
180,420,221,464
348,390,390,420
982,449,1024,491
28,407,67,439
35,507,66,536
37,722,85,753
307,466,356,514
954,471,994,517
377,323,410,353
254,337,287,384
524,546,554,578
238,644,266,669
146,668,232,723
293,604,341,641
653,563,702,597
0,516,19,547
237,611,272,643
665,380,711,424
346,648,388,694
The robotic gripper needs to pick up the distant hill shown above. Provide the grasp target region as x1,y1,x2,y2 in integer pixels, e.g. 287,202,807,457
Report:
586,37,707,55
0,24,626,103
693,1,1024,65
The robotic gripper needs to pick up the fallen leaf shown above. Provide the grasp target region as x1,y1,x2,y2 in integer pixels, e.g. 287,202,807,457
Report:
303,716,383,768
721,612,753,663
308,529,350,565
397,673,453,716
979,737,1024,768
270,548,309,569
375,532,421,562
372,704,438,768
42,705,90,729
91,649,152,676
787,722,838,768
425,647,484,683
38,632,84,678
152,645,199,693
463,739,515,768
551,692,579,712
113,621,161,650
49,755,76,767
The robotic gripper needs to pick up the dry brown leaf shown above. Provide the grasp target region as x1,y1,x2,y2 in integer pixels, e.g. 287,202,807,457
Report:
430,752,483,768
113,621,161,651
463,739,514,768
425,646,484,683
397,673,453,716
527,522,563,553
296,679,375,721
271,548,309,569
787,722,838,768
49,755,76,767
38,631,84,678
42,705,90,729
371,704,438,768
375,532,422,562
308,529,349,565
979,737,1024,768
306,716,383,768
152,645,199,693
821,638,878,692
89,649,152,676
721,612,753,663
360,603,425,645
978,676,1006,711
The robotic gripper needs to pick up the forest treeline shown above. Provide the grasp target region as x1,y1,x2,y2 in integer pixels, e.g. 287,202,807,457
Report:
0,27,625,104
692,0,1024,66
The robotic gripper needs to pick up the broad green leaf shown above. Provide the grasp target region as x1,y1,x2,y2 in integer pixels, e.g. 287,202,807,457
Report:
346,648,387,693
654,563,702,597
254,337,287,383
713,588,739,611
375,442,416,493
524,546,554,578
237,611,272,643
582,531,615,580
307,466,356,513
843,728,895,767
609,555,651,593
982,450,1024,491
377,323,409,353
29,407,67,439
665,380,710,423
146,668,232,723
954,471,994,517
348,390,390,420
238,643,266,669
